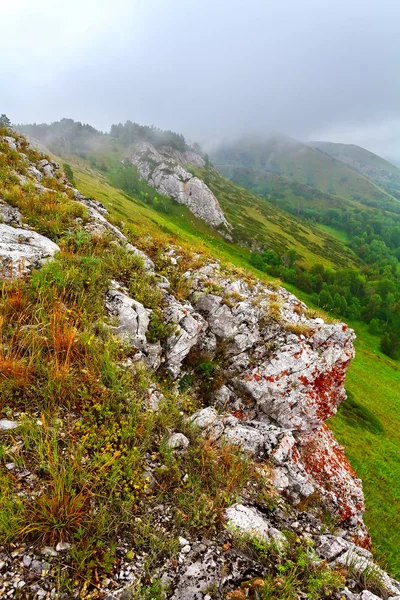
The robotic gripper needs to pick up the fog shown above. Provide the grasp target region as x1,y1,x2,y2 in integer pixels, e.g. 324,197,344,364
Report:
3,0,400,158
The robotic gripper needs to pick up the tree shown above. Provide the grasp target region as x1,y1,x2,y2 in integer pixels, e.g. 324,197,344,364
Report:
380,332,400,358
0,114,11,128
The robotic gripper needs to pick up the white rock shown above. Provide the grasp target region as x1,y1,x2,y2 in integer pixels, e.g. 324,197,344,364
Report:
188,407,218,429
105,288,150,349
3,136,17,151
179,537,190,547
0,225,59,278
360,592,383,600
225,504,271,541
127,142,229,229
0,202,22,226
166,433,190,450
23,555,32,568
0,419,18,431
41,547,57,557
56,542,71,552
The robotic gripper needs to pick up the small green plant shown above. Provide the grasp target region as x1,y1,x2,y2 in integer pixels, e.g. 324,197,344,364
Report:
146,310,176,344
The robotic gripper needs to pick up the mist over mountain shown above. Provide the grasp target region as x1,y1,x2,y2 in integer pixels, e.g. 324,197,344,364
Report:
4,0,400,158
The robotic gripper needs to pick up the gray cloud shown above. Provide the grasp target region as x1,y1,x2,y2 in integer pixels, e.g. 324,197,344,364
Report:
3,0,400,157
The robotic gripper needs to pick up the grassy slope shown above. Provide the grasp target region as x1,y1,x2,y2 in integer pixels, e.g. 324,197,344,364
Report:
69,158,400,578
331,326,400,574
211,135,400,208
67,156,355,270
309,141,400,190
190,165,356,268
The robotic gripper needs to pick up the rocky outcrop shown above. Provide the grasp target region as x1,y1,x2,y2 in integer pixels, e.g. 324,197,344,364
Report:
125,142,230,231
0,224,60,278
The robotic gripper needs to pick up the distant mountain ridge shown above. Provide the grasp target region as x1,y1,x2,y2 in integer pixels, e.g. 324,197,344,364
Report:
210,133,400,212
309,140,400,198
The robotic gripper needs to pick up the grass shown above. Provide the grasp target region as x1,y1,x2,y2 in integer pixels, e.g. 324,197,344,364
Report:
211,136,400,210
330,323,400,577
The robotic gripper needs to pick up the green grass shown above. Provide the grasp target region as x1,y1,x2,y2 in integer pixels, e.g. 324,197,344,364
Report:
67,156,400,578
318,224,350,243
310,141,400,197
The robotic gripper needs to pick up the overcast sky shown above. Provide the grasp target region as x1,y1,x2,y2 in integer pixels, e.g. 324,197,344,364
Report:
3,0,400,158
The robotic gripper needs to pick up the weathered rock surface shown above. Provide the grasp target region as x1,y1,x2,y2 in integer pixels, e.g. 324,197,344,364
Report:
0,202,22,226
316,535,400,597
0,224,59,277
163,297,206,378
126,142,230,230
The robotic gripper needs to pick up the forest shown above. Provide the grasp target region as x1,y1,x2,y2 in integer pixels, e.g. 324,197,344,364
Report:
250,202,400,358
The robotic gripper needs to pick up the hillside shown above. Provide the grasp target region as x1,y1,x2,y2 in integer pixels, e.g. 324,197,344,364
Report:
7,121,400,581
309,140,400,198
211,134,400,212
3,128,400,598
69,142,400,578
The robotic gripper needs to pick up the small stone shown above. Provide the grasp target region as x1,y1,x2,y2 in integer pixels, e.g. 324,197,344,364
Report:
0,419,18,431
23,555,32,568
55,542,71,552
179,536,190,547
41,546,57,557
166,433,189,450
181,545,191,554
5,462,15,471
30,560,44,573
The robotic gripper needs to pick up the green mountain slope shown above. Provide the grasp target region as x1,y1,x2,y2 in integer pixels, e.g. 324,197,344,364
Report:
309,140,400,198
211,134,400,211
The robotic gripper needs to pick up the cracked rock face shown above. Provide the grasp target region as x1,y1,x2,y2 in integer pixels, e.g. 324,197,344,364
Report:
0,202,22,226
0,224,60,277
185,264,365,542
105,287,150,349
126,142,230,230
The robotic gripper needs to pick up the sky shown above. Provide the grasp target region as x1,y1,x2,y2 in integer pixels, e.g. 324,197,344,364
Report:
2,0,400,158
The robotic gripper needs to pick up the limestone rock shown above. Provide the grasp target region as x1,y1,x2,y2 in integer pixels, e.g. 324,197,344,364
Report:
105,288,150,350
3,136,17,151
126,243,155,273
225,504,271,540
0,202,22,226
163,299,206,378
0,224,59,277
166,433,190,450
126,142,229,230
0,419,18,431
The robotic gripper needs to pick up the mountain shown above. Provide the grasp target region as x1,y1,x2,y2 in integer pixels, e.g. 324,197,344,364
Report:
211,133,400,212
1,125,400,598
309,140,400,198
